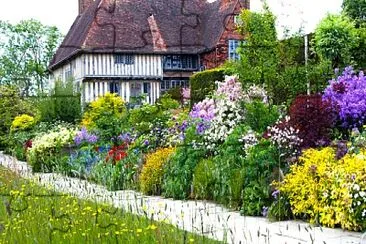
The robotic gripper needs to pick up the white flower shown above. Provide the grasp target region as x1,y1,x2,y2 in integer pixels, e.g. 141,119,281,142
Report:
353,184,360,191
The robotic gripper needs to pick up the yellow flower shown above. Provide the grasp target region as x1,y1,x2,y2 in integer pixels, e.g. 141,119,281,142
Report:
140,147,176,195
136,229,143,233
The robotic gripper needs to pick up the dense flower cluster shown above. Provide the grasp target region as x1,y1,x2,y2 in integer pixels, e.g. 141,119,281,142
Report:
28,126,77,154
74,127,98,145
245,85,268,104
140,147,176,195
216,75,243,101
204,76,245,150
323,66,366,128
279,148,366,231
189,98,215,121
266,116,302,158
10,114,36,132
239,130,258,153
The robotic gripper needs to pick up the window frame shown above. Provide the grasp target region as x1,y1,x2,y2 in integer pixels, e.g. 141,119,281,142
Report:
115,54,135,65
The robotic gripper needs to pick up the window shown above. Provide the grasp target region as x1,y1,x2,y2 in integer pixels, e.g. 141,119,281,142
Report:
65,70,73,80
228,39,240,60
161,79,189,91
115,54,135,64
109,82,120,94
163,55,198,70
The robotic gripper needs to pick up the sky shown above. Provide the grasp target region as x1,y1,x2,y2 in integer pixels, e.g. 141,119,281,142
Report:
0,0,343,37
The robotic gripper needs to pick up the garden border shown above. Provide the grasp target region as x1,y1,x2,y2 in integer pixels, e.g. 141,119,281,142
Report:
0,152,364,244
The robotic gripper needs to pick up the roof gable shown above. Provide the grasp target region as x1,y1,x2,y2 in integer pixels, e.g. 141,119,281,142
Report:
50,0,247,70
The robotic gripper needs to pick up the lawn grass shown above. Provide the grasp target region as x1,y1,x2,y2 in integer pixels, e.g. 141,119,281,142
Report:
0,167,221,243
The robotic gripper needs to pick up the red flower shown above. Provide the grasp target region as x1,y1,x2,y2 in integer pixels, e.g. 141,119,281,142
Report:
105,144,128,164
24,140,32,150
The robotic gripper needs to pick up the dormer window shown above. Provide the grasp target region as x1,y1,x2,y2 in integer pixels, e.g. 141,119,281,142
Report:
115,54,135,64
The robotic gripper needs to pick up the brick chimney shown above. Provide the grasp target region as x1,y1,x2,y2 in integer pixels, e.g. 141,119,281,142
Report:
79,0,95,14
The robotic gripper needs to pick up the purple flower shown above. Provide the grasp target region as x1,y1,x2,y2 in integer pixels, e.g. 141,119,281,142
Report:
143,139,149,146
189,98,216,121
323,67,366,128
117,132,133,143
196,122,209,135
272,189,280,200
74,127,98,145
351,174,356,181
262,206,269,217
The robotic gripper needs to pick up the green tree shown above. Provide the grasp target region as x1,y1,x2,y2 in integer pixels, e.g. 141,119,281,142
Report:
235,4,280,90
342,0,366,27
313,14,358,68
0,19,62,95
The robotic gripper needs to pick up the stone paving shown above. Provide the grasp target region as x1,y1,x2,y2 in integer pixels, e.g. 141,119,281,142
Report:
0,152,365,244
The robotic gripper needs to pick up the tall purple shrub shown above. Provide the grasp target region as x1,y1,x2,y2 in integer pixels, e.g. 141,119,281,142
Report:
323,67,366,128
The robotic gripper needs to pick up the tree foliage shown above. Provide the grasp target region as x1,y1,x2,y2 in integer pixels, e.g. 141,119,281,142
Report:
342,0,366,27
0,19,62,95
230,5,333,105
313,14,358,68
236,5,279,88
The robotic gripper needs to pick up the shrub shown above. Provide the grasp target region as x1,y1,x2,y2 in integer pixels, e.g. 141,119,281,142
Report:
241,177,271,216
289,94,336,148
162,146,207,199
129,104,166,134
190,68,225,105
27,125,77,172
212,125,248,208
140,147,176,195
82,93,127,141
38,80,81,123
156,94,180,110
0,86,37,148
238,139,279,215
267,190,293,221
165,87,182,103
192,158,215,200
243,101,279,133
278,147,366,231
10,114,36,132
323,67,366,129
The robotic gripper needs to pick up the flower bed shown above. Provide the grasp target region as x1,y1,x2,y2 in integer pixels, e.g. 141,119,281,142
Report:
3,68,366,232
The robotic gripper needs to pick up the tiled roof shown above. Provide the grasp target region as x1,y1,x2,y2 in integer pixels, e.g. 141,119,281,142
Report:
49,0,246,70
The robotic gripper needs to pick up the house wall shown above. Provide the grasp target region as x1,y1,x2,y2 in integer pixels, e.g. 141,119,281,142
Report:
200,1,245,69
53,54,163,82
51,53,163,104
82,54,163,78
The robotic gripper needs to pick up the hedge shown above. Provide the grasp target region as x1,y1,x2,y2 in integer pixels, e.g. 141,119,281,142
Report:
190,68,225,106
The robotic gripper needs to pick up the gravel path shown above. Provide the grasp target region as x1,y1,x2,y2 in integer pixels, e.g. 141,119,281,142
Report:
0,152,364,244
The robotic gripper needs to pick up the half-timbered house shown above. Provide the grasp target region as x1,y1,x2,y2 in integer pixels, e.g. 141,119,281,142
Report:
49,0,249,104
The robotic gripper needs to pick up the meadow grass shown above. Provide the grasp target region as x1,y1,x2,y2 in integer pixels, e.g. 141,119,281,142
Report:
0,167,221,243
